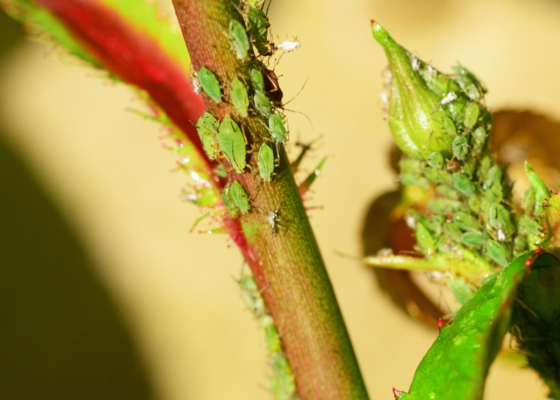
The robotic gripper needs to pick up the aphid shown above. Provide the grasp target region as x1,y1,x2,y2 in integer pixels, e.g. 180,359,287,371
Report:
525,161,550,215
436,184,460,200
262,67,283,106
254,91,272,116
218,116,247,173
268,114,287,144
452,65,486,101
462,231,485,247
276,40,301,52
230,77,249,117
523,188,536,213
427,152,444,169
266,206,283,234
489,204,514,237
514,235,528,252
486,239,509,267
428,199,463,214
452,135,469,160
483,165,502,190
247,7,273,56
196,112,220,160
446,159,461,172
452,172,476,197
400,174,428,188
251,69,265,91
198,67,222,103
461,160,475,178
411,56,420,71
463,102,480,129
442,115,457,137
443,222,463,243
229,180,251,214
440,91,457,106
448,278,475,305
453,211,480,232
424,168,452,185
415,222,436,256
222,186,239,218
400,158,421,173
229,19,250,60
258,143,275,182
472,126,486,147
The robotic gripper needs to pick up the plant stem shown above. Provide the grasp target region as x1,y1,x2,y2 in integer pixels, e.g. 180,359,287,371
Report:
172,0,370,398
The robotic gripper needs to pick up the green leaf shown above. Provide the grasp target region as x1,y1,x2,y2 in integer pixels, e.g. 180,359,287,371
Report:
396,251,535,400
513,253,560,399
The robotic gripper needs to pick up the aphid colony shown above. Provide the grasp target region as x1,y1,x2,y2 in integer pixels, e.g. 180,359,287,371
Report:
395,55,545,270
194,0,294,219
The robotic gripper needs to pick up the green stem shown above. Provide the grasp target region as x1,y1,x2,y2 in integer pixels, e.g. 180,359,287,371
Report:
171,0,370,398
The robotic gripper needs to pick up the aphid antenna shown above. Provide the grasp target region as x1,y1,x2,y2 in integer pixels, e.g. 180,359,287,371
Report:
281,107,314,132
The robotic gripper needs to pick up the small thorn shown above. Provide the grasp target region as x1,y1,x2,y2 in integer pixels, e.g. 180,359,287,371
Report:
438,318,444,332
525,257,533,267
392,387,406,399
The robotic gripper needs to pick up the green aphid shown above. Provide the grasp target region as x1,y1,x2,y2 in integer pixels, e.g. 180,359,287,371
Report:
486,239,509,267
525,161,550,215
416,222,436,256
222,187,239,218
448,97,467,122
428,198,463,214
452,172,476,197
473,126,487,147
437,184,460,200
400,174,428,188
483,165,502,191
254,91,272,116
478,155,492,179
467,197,481,213
442,116,457,137
268,114,287,144
489,204,514,236
464,102,480,129
218,116,247,173
523,187,536,213
519,215,542,238
239,273,264,312
247,7,272,56
229,19,250,61
215,163,228,177
514,235,528,252
452,65,486,101
462,231,486,247
424,214,444,235
444,222,464,243
229,180,250,214
270,355,297,400
453,211,480,232
448,277,475,305
461,160,475,178
230,78,249,117
199,67,222,103
428,152,444,169
399,158,421,173
251,69,265,91
260,315,281,354
452,135,469,160
196,112,220,160
258,143,274,182
425,168,452,184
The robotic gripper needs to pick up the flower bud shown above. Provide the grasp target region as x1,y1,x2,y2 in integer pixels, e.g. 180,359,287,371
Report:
372,21,456,159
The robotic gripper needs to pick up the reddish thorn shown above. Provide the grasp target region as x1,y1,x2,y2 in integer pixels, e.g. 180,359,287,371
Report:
534,247,544,254
371,19,376,26
392,387,405,399
438,318,444,331
525,258,533,267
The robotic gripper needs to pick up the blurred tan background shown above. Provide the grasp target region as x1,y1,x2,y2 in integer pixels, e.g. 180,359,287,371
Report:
1,0,560,398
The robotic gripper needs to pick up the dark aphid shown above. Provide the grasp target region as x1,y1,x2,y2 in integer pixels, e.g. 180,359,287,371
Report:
262,67,283,105
446,159,461,172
